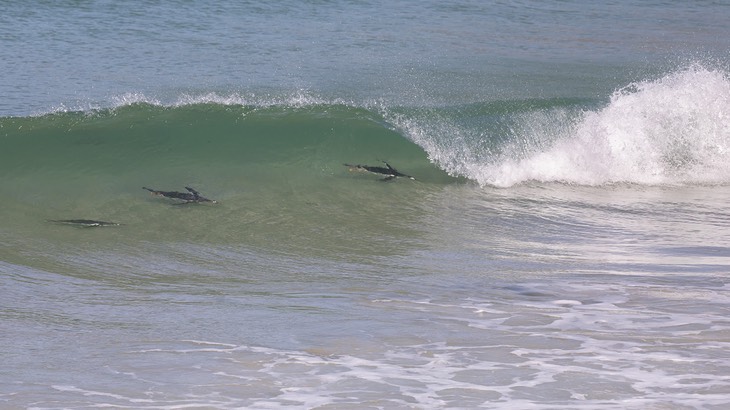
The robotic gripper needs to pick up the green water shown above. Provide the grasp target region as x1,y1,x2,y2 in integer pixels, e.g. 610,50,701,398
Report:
1,103,463,264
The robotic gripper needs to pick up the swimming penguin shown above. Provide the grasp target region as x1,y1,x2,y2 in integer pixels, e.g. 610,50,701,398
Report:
143,186,217,204
343,161,415,182
48,219,121,227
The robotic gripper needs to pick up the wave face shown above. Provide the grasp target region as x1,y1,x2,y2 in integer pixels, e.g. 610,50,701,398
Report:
2,64,729,189
0,97,454,257
0,98,449,185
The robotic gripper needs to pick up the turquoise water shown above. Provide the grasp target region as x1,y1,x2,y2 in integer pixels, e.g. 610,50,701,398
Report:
2,1,730,408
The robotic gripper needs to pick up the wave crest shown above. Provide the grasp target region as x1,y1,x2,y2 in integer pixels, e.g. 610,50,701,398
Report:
413,64,730,187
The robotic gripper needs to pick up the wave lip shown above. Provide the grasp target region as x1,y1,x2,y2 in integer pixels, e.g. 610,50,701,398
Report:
465,64,730,187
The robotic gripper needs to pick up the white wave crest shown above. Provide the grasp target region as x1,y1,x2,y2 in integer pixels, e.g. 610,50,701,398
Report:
483,64,730,187
402,64,730,187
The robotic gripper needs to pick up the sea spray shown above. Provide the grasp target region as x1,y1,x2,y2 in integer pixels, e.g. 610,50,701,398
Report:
386,64,730,187
474,65,730,187
382,99,585,186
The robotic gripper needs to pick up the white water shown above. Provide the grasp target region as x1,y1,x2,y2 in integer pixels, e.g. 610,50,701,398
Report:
8,271,730,409
412,65,730,187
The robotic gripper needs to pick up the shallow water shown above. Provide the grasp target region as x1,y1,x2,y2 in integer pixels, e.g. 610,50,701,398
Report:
4,183,730,408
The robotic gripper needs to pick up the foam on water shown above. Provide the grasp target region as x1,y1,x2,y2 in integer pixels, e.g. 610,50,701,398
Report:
8,278,729,409
406,64,730,187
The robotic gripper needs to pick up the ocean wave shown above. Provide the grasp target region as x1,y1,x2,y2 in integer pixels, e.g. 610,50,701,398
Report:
407,64,730,187
5,64,729,188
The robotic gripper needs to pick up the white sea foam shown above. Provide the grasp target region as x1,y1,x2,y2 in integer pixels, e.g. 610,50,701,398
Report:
408,64,730,187
12,278,728,409
503,64,730,186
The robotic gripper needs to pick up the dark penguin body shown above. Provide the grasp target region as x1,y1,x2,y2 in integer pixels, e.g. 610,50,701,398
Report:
143,187,217,203
48,219,121,227
344,162,415,182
